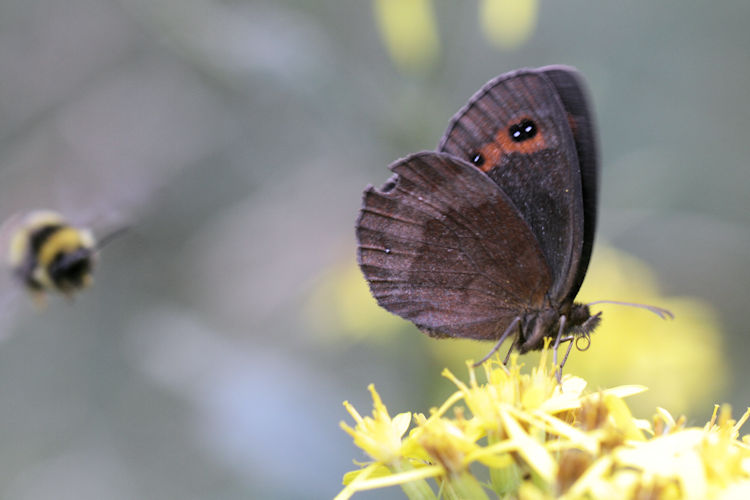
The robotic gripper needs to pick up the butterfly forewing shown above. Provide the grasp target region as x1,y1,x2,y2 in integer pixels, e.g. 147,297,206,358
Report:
438,68,586,303
356,152,552,340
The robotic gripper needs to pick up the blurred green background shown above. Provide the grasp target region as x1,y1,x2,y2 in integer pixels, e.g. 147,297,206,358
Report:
0,1,748,498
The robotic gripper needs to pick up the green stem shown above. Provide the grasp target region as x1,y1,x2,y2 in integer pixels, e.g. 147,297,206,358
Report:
486,430,521,495
442,471,490,500
489,460,521,496
390,460,437,500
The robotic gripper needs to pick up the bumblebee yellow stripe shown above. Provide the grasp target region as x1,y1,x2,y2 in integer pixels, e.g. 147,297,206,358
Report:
37,226,94,267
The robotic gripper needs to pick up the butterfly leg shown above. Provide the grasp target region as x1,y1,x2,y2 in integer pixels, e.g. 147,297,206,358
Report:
552,315,576,383
503,337,518,365
558,337,575,376
472,316,521,367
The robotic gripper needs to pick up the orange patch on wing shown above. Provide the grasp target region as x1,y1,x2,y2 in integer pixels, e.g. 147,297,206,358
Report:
476,116,547,172
494,116,547,154
476,142,502,172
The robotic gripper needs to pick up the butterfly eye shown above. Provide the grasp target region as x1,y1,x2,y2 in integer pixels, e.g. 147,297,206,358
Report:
470,153,485,167
509,119,537,142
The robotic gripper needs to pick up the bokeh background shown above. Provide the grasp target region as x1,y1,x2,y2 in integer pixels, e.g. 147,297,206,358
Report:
0,0,748,498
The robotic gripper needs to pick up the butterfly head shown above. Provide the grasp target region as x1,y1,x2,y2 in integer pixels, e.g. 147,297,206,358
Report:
518,303,600,353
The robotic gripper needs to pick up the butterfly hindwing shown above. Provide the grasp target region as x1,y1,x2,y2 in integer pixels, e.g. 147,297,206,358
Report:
356,152,552,340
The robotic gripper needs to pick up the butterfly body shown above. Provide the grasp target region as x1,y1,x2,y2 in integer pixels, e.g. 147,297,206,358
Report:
357,66,601,358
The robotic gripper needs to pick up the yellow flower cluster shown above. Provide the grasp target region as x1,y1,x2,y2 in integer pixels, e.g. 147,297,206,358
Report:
337,344,750,500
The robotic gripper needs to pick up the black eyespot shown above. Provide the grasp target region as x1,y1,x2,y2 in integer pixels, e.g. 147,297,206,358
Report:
509,119,537,142
470,153,484,167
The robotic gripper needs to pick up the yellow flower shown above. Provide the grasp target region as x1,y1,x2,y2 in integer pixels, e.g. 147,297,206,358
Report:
338,343,750,500
340,384,411,464
339,385,440,500
701,405,750,490
413,410,483,474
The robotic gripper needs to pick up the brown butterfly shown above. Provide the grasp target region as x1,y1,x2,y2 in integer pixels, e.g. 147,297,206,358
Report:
356,66,670,374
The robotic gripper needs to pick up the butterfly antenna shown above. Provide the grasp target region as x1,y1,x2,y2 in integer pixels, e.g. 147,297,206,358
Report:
586,300,674,320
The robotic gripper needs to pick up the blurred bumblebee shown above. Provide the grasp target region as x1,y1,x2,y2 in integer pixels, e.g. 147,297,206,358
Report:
5,210,125,305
